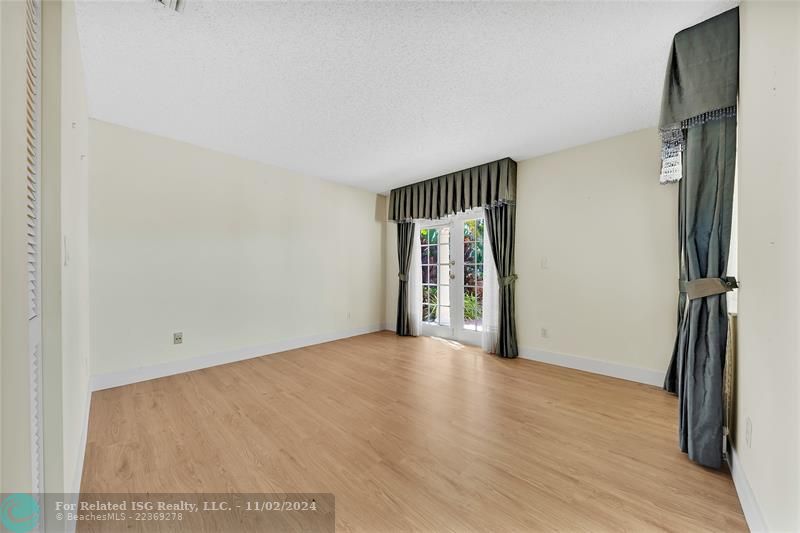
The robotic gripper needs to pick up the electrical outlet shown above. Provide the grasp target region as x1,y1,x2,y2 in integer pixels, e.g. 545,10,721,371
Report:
173,332,183,345
540,257,549,270
540,327,549,338
745,417,752,448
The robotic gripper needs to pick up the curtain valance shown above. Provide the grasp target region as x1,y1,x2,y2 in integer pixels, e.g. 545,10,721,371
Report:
659,7,739,183
388,158,517,222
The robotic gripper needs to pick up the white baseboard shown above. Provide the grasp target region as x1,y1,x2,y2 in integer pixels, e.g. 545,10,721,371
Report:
89,325,383,391
518,347,664,387
729,445,767,532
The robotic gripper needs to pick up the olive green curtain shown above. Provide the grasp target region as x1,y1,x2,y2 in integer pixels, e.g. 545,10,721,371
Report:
388,158,516,222
658,7,739,184
660,6,739,469
664,117,736,469
395,221,416,336
484,204,518,357
659,7,739,129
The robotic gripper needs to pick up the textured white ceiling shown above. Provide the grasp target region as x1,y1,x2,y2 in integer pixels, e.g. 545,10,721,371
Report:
75,1,736,193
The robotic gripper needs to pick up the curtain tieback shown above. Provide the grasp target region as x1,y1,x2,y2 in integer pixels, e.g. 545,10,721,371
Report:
679,277,738,300
500,274,518,287
397,273,408,282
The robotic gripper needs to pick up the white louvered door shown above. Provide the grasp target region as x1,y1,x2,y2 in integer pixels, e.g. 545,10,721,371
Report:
25,0,45,497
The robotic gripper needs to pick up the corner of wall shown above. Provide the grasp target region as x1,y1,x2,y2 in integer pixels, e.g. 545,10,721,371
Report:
729,445,768,532
735,2,800,531
376,193,389,329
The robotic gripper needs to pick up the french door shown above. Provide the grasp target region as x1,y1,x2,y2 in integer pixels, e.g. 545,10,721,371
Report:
419,211,485,344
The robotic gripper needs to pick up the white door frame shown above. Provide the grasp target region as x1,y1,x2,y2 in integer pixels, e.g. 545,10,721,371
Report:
417,209,484,346
418,217,456,339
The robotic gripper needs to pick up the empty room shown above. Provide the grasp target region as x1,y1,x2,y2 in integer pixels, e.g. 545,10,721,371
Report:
1,0,798,531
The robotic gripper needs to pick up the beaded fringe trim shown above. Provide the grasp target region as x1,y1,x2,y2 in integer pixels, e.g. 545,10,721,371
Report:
659,106,737,184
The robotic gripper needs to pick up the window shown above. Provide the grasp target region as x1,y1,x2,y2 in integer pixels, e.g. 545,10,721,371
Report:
421,227,451,325
463,218,484,331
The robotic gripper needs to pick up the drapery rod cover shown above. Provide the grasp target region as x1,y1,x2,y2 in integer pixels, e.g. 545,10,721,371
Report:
388,157,517,222
658,6,739,183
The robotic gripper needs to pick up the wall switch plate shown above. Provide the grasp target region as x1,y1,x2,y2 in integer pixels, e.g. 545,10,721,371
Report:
173,332,183,345
745,417,752,448
540,327,549,338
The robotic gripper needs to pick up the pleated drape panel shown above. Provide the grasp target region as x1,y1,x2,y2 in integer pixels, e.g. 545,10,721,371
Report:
664,118,736,468
658,6,739,470
388,158,516,222
395,222,416,336
485,204,518,358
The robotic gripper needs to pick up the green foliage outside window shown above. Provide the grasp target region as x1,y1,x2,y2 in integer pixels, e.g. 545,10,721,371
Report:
464,292,479,321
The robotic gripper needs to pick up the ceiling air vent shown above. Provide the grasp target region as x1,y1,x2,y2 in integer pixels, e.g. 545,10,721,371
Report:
154,0,184,13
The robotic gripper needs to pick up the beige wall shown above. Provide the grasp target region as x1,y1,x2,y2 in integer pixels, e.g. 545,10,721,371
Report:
89,120,385,377
736,2,800,530
516,129,677,373
60,0,91,494
384,129,677,377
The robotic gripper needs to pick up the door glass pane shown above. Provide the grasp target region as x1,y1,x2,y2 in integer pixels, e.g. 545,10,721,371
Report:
419,225,454,328
464,264,476,286
420,226,451,325
464,220,476,242
463,217,484,332
464,242,476,263
464,286,478,331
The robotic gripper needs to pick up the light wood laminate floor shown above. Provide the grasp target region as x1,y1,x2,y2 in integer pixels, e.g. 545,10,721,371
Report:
81,331,747,532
